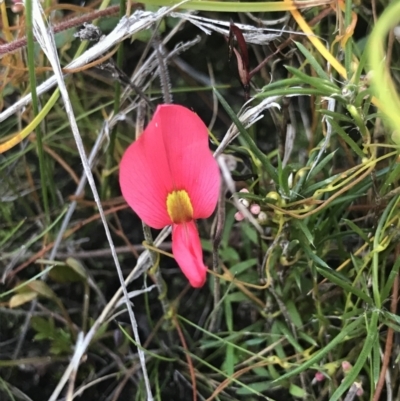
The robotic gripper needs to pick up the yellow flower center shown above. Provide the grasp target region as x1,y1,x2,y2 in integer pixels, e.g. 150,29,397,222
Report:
166,190,193,224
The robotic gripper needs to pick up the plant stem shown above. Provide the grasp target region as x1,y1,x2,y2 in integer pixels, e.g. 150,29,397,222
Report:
101,0,126,199
25,0,51,226
344,0,353,77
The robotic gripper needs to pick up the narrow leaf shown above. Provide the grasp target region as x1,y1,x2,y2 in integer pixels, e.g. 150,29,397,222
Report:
294,41,330,80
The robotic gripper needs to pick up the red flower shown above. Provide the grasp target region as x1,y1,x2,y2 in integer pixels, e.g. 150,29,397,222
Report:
119,104,220,287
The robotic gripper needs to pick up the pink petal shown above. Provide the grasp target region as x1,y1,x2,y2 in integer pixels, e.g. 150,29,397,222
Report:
234,211,244,221
314,372,325,382
119,104,220,228
172,221,207,287
119,112,176,229
154,105,220,219
250,204,261,215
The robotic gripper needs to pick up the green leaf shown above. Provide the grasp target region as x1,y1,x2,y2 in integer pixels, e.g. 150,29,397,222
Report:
252,367,270,377
257,87,336,98
229,258,257,275
343,219,370,243
31,317,55,341
289,383,307,398
275,321,303,353
380,160,400,196
322,109,354,123
303,246,330,269
306,150,337,182
220,247,240,263
381,256,400,301
9,292,37,308
259,77,304,92
372,336,380,387
31,316,53,333
285,66,339,94
241,223,258,245
236,380,274,395
222,208,236,248
294,41,330,80
65,258,88,279
226,292,251,303
49,330,72,355
329,311,379,401
285,300,303,328
49,262,87,283
213,88,278,181
382,311,400,326
315,266,373,305
327,118,365,158
27,281,57,301
278,163,295,198
292,219,314,247
272,316,363,387
0,218,25,248
372,195,400,307
298,331,318,347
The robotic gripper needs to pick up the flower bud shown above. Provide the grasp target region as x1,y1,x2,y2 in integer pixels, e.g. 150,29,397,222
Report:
235,211,244,221
239,198,250,208
257,211,267,224
266,191,280,202
342,361,352,373
356,384,363,397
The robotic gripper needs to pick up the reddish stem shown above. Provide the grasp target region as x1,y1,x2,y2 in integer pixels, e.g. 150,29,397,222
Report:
373,245,400,401
0,4,143,56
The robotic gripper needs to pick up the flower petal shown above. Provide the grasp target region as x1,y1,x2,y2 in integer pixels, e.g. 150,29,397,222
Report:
172,221,207,288
119,104,220,228
155,105,220,219
119,111,176,229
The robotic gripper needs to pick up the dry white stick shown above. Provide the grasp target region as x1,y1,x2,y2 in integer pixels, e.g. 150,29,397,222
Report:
217,155,262,233
28,0,158,398
282,124,295,168
214,96,281,157
47,226,171,401
308,96,336,178
171,12,285,44
0,7,173,123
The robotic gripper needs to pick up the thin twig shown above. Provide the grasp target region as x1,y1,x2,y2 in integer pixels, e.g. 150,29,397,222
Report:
30,1,156,397
343,382,363,401
208,182,226,332
0,6,176,123
153,36,173,104
172,314,198,401
47,226,171,401
11,129,107,362
0,5,126,56
53,243,172,259
373,246,399,401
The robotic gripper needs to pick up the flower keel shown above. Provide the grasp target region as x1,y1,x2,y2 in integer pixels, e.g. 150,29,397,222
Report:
172,221,207,288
